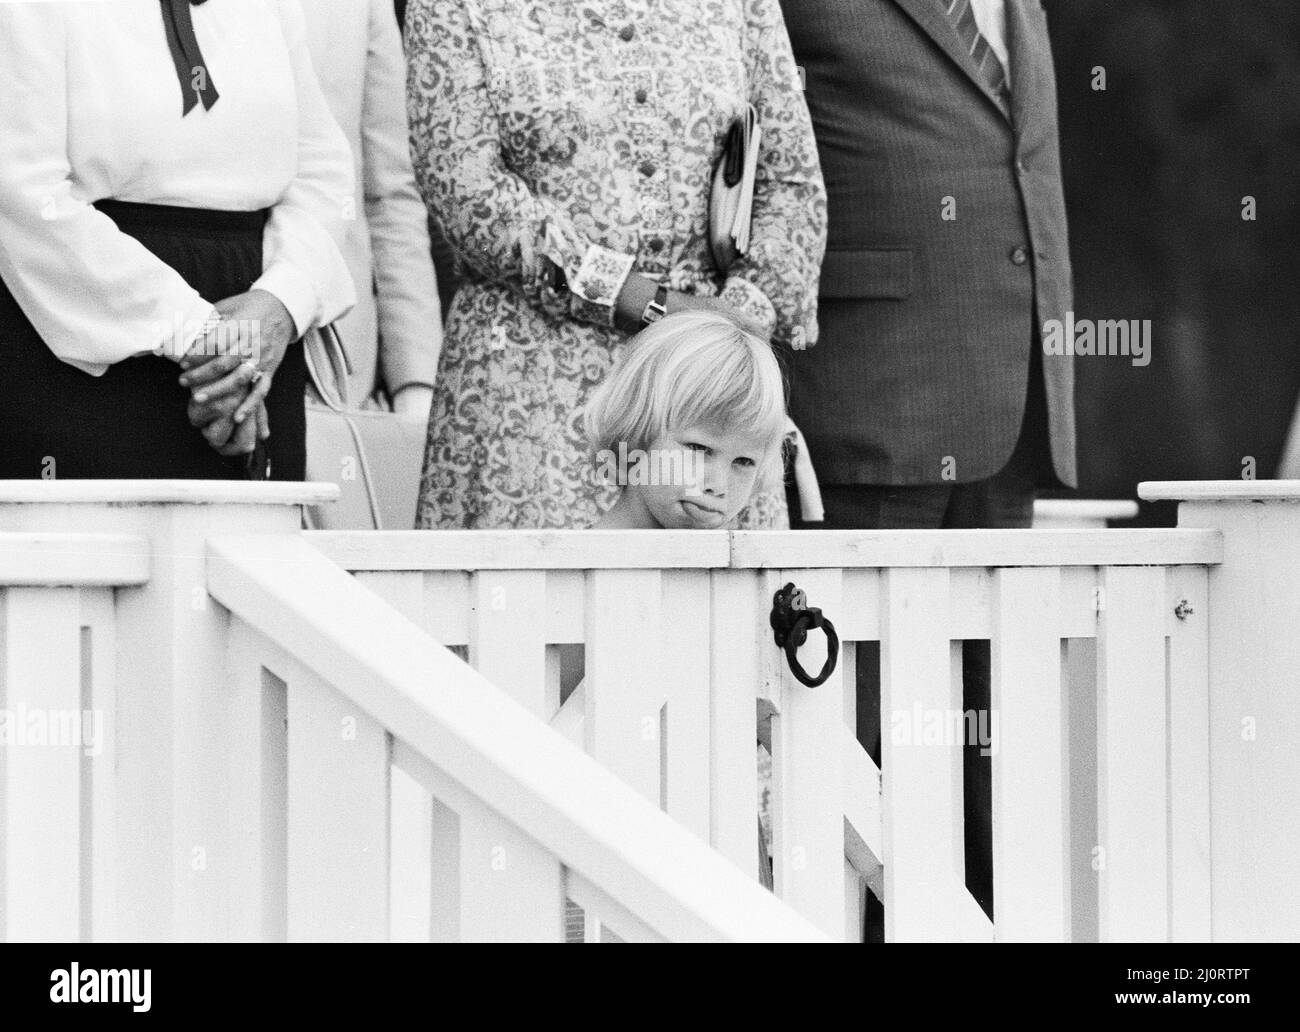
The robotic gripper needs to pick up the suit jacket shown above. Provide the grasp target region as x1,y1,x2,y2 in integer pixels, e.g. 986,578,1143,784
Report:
303,0,442,401
780,0,1077,487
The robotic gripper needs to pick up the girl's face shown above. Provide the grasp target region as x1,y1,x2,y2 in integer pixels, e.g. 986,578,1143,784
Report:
636,422,772,529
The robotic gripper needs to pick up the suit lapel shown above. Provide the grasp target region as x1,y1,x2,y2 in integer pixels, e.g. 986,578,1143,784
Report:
890,0,1012,124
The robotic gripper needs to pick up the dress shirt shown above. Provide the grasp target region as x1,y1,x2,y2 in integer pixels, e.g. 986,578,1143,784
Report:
0,0,357,376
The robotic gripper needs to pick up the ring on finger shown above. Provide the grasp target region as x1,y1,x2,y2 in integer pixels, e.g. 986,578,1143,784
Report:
240,360,264,386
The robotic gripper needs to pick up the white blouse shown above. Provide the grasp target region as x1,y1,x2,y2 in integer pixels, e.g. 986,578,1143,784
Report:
0,0,357,376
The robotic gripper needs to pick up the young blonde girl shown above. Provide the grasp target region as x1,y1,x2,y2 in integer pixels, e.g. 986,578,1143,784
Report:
584,310,790,530
575,310,788,894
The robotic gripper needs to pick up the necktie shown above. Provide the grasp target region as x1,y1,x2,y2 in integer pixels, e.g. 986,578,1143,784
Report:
160,0,220,116
943,0,1008,100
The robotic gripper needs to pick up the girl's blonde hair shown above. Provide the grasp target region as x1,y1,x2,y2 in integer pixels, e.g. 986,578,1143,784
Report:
584,310,788,459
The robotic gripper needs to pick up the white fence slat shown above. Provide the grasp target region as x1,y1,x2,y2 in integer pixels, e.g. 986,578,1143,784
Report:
991,567,1068,942
708,571,762,876
286,670,390,942
402,747,565,943
389,766,434,942
453,798,567,942
1166,565,1212,941
223,621,291,942
585,570,665,804
79,588,118,943
421,571,470,648
838,570,879,641
544,571,585,645
1,588,82,941
470,571,550,716
770,568,846,938
948,567,993,642
880,568,963,942
352,571,439,941
1063,636,1099,943
658,571,712,838
1096,566,1169,942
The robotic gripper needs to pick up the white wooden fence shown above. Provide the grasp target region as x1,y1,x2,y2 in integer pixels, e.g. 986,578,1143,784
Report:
0,483,821,943
2,482,1298,941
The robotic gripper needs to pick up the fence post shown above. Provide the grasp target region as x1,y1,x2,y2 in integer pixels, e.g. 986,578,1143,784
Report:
0,482,335,941
1140,480,1300,942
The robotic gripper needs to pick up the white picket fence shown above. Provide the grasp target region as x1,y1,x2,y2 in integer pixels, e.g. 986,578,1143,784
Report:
1,482,1298,941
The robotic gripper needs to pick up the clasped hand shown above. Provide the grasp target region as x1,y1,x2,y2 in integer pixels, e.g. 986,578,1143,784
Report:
176,289,296,457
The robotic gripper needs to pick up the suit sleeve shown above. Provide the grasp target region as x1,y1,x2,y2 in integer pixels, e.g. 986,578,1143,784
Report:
404,0,636,329
254,0,358,337
362,0,443,393
720,0,828,350
0,5,217,376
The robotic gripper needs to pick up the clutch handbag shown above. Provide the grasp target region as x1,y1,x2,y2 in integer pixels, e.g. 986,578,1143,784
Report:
302,324,427,531
708,103,762,273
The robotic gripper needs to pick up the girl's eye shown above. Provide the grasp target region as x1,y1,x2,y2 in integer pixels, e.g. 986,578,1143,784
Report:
684,442,710,455
733,457,756,468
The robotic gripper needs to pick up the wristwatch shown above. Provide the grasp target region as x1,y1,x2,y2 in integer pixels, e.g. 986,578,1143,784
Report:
640,283,669,326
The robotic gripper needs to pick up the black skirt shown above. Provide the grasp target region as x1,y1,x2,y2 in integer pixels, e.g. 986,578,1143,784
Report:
0,199,306,480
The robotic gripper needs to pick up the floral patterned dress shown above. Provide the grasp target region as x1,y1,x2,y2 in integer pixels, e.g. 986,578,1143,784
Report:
406,0,827,529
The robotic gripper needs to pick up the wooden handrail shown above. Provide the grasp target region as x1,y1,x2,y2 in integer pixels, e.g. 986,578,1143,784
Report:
206,532,827,943
305,527,1223,571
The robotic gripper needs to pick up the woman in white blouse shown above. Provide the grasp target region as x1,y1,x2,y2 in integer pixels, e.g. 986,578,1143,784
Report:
0,0,356,479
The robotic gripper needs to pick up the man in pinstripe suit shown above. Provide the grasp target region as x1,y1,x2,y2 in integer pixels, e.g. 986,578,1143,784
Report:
780,0,1077,936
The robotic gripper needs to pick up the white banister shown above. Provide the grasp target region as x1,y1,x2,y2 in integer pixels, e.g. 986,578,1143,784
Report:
206,532,824,942
1140,480,1300,941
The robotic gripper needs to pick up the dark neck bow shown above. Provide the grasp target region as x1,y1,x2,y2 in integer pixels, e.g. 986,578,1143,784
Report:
160,0,220,116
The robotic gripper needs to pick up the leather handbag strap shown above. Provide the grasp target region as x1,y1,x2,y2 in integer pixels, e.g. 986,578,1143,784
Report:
342,410,385,529
302,323,385,529
304,323,354,412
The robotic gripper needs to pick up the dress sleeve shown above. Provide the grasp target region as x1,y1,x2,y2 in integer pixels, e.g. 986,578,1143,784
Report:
405,0,636,329
255,0,359,337
720,0,828,350
362,0,443,393
0,4,217,376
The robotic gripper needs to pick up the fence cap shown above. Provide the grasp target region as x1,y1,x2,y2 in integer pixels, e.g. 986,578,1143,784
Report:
1033,498,1139,520
1139,480,1300,502
0,480,339,506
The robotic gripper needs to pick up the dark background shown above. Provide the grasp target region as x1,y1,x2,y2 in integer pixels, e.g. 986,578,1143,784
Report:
1048,0,1300,518
399,0,1300,520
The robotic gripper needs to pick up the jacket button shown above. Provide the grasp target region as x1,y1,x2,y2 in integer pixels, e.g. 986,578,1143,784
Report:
619,24,636,41
639,160,657,177
1016,157,1028,175
647,237,665,252
635,87,648,104
1010,246,1029,265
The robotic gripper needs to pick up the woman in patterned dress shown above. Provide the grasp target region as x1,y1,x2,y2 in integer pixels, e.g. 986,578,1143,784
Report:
405,0,826,529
